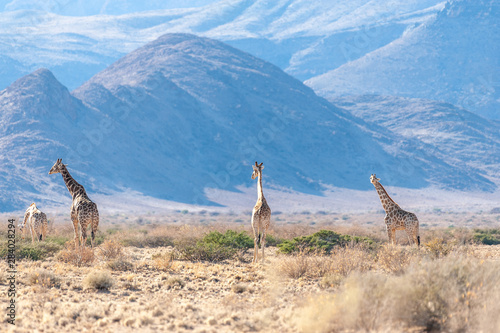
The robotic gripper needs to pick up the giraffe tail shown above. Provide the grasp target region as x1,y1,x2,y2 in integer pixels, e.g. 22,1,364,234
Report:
257,233,261,247
39,234,43,241
417,236,420,247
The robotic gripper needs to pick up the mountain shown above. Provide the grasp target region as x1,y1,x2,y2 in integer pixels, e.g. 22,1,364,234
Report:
333,95,500,184
0,0,443,90
2,33,492,212
306,0,500,119
0,68,106,211
72,33,408,203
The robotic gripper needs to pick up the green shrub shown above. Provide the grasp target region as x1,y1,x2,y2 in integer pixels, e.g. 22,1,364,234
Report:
473,229,500,245
277,230,373,254
85,232,105,246
175,229,279,262
0,240,62,261
176,241,237,262
202,230,254,249
265,234,284,246
45,235,71,246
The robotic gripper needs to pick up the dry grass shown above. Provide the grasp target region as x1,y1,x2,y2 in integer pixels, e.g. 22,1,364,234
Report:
56,241,95,267
83,271,114,290
296,255,500,332
27,269,61,288
106,258,134,271
152,251,175,271
3,212,500,332
97,239,123,260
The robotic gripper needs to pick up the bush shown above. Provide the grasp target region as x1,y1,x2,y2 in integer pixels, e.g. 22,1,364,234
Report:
28,269,61,288
175,230,254,262
98,239,123,260
376,244,417,275
152,252,175,271
45,235,71,246
89,232,105,246
424,238,454,258
165,277,185,290
106,258,134,271
473,229,500,245
83,271,113,290
56,242,95,267
176,240,237,262
202,230,254,249
296,255,500,332
265,234,284,246
277,230,373,254
0,241,62,261
278,253,311,279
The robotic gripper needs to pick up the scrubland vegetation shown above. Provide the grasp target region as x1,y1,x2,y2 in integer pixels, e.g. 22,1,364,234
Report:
1,210,500,332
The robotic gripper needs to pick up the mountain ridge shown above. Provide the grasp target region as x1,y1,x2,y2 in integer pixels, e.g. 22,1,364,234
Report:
0,33,497,212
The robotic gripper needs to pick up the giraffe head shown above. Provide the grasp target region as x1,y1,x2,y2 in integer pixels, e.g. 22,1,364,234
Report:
49,158,66,175
251,162,264,179
370,174,380,185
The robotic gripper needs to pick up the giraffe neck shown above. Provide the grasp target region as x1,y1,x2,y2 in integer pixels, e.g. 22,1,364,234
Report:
60,165,87,198
374,182,399,212
257,171,265,201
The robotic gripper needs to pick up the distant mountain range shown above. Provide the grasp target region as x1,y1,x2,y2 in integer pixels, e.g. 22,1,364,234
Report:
1,33,497,212
307,0,499,120
333,95,500,185
0,1,455,102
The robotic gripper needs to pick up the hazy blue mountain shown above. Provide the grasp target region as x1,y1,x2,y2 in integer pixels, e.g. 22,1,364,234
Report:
0,68,106,211
307,0,500,119
333,95,500,185
2,33,493,212
0,0,443,90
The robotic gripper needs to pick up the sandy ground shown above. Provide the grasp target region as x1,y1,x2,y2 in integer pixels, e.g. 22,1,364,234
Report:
2,211,500,332
1,246,326,333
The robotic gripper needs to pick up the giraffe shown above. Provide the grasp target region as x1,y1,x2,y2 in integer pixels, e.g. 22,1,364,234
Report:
49,159,99,248
251,161,272,263
370,174,420,246
19,203,48,243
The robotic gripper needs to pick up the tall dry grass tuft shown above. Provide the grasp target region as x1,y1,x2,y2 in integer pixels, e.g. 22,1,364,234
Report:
56,241,95,267
295,254,500,332
424,237,454,258
152,251,175,271
83,271,114,290
278,244,374,281
28,269,61,288
277,251,311,279
98,239,123,260
376,244,419,275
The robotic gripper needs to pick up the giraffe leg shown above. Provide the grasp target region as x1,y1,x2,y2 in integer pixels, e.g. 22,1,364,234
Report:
261,228,267,263
90,208,99,248
251,214,259,264
80,222,88,248
30,222,35,244
386,225,394,245
71,216,79,249
42,220,48,241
